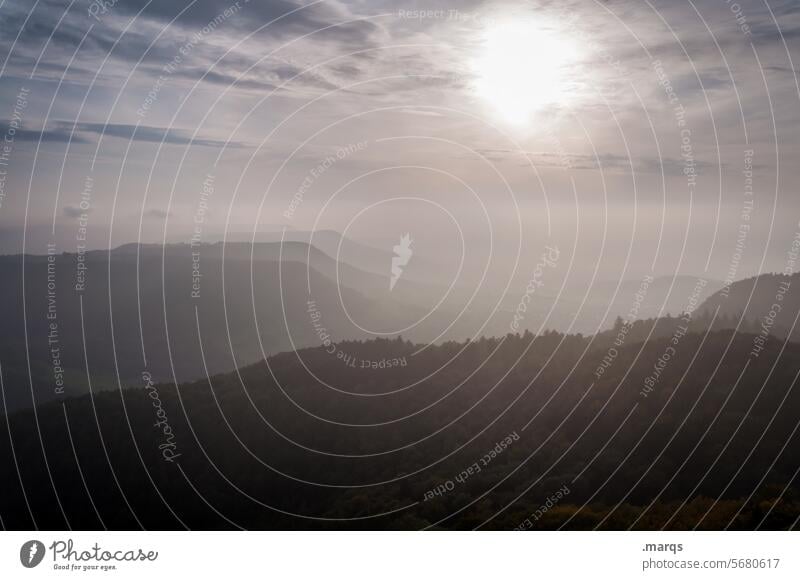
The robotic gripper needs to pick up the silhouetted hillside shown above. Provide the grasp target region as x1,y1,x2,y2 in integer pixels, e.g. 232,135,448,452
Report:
698,272,800,339
1,329,797,530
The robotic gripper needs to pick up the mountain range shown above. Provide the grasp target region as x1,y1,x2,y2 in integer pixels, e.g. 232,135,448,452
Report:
0,234,796,415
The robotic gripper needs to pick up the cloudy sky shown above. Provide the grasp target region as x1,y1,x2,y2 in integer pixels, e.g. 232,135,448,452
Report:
0,0,798,282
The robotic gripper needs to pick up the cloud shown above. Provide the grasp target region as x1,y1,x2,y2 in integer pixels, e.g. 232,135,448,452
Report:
144,208,172,219
0,0,379,97
171,67,278,91
166,54,344,95
398,107,445,117
63,205,89,218
0,121,91,143
765,65,800,75
54,121,245,148
98,0,380,47
473,149,719,175
0,118,243,148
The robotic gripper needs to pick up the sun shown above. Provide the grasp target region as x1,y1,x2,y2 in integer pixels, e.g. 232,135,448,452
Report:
472,19,579,126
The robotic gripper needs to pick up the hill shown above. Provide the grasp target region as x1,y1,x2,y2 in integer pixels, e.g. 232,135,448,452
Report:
0,241,434,411
697,272,800,339
1,329,797,530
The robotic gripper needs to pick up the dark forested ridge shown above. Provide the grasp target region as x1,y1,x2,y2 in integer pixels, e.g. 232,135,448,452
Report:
698,272,800,339
2,328,798,530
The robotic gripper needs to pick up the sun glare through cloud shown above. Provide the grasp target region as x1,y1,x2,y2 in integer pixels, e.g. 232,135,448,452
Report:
471,17,581,126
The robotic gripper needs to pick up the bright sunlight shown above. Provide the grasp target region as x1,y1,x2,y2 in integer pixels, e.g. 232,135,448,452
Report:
472,18,580,126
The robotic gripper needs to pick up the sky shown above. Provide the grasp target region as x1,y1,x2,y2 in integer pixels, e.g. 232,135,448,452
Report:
0,0,799,283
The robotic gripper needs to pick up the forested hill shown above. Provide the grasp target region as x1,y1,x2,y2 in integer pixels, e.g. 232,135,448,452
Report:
2,329,798,530
697,272,800,339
